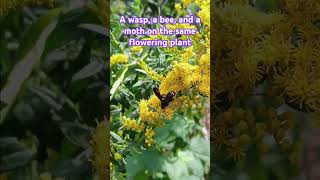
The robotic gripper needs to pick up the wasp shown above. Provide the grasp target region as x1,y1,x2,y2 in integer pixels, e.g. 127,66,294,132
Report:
153,87,175,109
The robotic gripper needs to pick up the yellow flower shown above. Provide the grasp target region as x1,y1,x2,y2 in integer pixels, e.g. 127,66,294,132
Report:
130,46,143,54
147,95,161,109
90,120,109,180
273,66,320,111
138,100,162,126
182,0,192,7
137,59,163,81
170,95,189,109
181,47,194,63
197,6,210,27
158,106,174,120
159,62,197,94
114,152,122,160
145,128,155,146
121,116,145,133
110,54,128,66
175,3,182,12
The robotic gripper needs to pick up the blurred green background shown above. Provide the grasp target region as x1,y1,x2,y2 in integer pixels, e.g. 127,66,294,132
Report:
1,0,109,179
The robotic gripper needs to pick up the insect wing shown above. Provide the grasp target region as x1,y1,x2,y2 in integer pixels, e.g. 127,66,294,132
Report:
164,91,175,102
160,91,175,109
153,87,163,100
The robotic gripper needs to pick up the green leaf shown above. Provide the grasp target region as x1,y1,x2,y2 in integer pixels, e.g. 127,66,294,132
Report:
17,8,62,59
110,31,123,53
134,69,147,75
78,23,109,36
188,136,210,165
29,87,61,110
0,150,33,171
177,150,204,177
72,60,104,82
126,150,165,178
0,137,34,172
12,101,35,124
171,117,189,141
0,137,25,155
110,65,128,100
0,8,62,124
163,158,189,180
110,131,124,142
60,122,92,148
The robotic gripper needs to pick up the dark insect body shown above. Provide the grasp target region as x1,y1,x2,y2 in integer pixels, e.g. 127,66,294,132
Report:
153,87,175,109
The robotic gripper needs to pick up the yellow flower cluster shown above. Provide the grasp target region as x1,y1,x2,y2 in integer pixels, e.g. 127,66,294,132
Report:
130,46,143,54
175,3,182,12
159,62,197,94
137,59,163,81
180,47,193,63
193,50,210,97
273,66,320,111
114,152,122,160
121,116,145,133
145,128,155,147
90,120,109,180
138,98,174,127
0,0,53,16
111,0,209,147
136,0,210,146
213,107,298,161
182,0,192,7
110,54,128,67
212,0,320,110
212,0,319,162
281,0,320,23
195,0,210,27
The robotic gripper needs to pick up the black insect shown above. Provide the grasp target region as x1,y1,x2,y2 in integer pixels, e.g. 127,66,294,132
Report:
153,87,175,109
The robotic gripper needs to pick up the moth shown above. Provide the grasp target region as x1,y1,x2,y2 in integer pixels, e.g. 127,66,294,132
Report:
153,87,175,109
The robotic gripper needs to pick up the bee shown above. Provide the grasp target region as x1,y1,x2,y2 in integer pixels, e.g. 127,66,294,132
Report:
153,87,175,109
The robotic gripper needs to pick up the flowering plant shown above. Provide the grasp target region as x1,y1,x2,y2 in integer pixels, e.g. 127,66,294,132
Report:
108,0,210,179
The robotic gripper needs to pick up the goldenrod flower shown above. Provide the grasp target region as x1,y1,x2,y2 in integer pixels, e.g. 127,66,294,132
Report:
182,0,192,7
121,116,145,133
197,6,210,27
137,59,163,81
130,46,143,54
138,99,162,126
110,54,128,66
159,62,197,94
145,128,155,147
114,152,122,160
90,120,109,180
181,47,193,63
174,3,182,12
